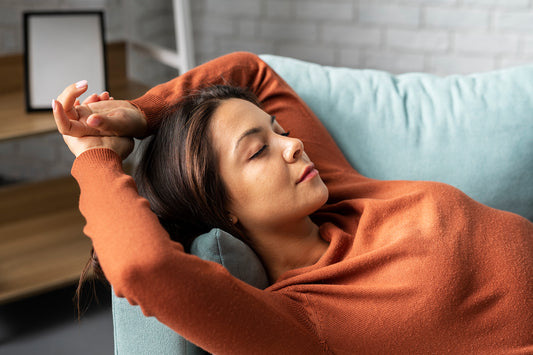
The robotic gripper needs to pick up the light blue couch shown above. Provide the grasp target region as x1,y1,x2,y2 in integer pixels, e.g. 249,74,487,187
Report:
112,54,533,354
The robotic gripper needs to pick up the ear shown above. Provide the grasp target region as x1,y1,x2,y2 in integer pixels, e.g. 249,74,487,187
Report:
228,214,238,225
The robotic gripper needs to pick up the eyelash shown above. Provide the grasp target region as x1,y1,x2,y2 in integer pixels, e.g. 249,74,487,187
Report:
249,131,291,160
250,145,268,160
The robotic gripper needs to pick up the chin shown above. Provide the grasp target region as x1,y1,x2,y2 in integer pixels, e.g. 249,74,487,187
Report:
309,183,329,214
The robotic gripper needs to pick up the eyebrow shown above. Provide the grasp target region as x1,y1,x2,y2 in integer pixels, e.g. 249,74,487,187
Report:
234,115,276,152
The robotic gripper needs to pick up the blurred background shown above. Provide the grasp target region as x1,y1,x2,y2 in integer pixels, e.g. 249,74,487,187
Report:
1,0,532,354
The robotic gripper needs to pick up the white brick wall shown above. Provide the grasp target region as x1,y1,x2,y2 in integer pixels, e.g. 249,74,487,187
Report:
462,0,530,7
359,3,420,27
322,25,381,46
454,33,519,55
185,0,533,77
296,2,354,21
495,11,533,31
387,29,449,52
2,0,533,182
424,7,490,29
204,0,262,17
260,21,319,42
3,0,533,76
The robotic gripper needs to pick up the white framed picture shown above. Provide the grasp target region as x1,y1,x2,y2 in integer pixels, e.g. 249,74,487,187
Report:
24,11,107,112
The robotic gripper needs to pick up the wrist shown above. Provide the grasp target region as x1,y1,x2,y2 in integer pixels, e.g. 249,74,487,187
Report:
75,147,120,161
74,146,115,158
72,148,123,182
129,94,167,136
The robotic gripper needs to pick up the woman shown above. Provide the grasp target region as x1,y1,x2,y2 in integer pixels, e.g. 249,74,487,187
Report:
53,52,533,354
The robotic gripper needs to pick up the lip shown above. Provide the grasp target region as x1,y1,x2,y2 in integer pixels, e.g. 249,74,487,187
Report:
297,163,318,184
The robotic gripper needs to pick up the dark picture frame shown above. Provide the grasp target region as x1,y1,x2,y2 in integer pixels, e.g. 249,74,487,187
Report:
23,11,108,112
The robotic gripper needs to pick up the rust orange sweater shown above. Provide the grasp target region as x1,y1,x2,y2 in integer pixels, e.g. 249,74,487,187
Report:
72,52,533,354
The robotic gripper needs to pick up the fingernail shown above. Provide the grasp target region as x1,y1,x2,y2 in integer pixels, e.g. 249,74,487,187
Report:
75,80,88,89
52,99,56,110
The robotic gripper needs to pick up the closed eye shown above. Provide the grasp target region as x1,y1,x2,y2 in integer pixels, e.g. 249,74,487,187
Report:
250,145,268,160
250,131,289,160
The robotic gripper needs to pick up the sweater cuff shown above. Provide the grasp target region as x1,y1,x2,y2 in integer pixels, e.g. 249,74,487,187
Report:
71,148,123,180
129,93,169,135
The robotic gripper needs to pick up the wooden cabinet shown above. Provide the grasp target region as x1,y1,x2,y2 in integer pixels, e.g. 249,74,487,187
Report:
0,43,148,304
0,176,89,303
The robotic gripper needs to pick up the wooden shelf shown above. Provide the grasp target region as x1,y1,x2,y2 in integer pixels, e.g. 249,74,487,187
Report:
0,42,149,303
0,177,90,304
0,91,63,141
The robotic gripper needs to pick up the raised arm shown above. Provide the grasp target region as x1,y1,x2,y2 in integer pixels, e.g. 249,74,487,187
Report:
130,51,353,176
56,52,353,174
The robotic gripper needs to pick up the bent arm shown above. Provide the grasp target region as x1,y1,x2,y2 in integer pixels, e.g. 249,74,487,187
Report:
130,51,354,177
72,149,324,354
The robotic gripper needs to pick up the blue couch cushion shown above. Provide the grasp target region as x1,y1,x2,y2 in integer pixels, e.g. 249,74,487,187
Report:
190,228,269,289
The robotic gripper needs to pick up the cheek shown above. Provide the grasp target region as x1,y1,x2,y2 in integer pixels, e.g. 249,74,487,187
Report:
226,165,290,212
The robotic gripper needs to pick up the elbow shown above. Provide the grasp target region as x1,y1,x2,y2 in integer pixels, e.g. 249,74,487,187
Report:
222,51,263,70
108,254,169,308
227,50,260,60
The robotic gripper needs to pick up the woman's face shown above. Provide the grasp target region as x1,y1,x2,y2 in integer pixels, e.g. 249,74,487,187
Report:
209,98,329,235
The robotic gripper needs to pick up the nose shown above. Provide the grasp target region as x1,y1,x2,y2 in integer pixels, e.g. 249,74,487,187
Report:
282,136,304,163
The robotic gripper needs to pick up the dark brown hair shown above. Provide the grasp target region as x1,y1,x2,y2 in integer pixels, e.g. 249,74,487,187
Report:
134,85,260,248
76,85,261,313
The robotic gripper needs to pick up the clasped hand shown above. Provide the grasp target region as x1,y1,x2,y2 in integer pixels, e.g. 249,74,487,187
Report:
52,80,147,159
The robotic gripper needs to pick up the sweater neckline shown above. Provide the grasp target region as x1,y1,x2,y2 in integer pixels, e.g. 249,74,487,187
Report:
267,223,352,290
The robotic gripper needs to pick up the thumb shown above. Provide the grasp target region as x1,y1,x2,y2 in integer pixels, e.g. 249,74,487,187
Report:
86,112,125,136
87,114,103,129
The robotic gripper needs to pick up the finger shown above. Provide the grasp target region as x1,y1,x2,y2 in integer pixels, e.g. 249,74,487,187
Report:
52,99,74,134
86,113,104,130
56,80,89,120
74,99,81,106
81,93,99,105
98,91,110,101
52,99,97,137
86,111,127,135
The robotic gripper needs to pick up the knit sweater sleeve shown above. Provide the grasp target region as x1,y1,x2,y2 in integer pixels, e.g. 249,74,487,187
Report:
72,148,324,354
